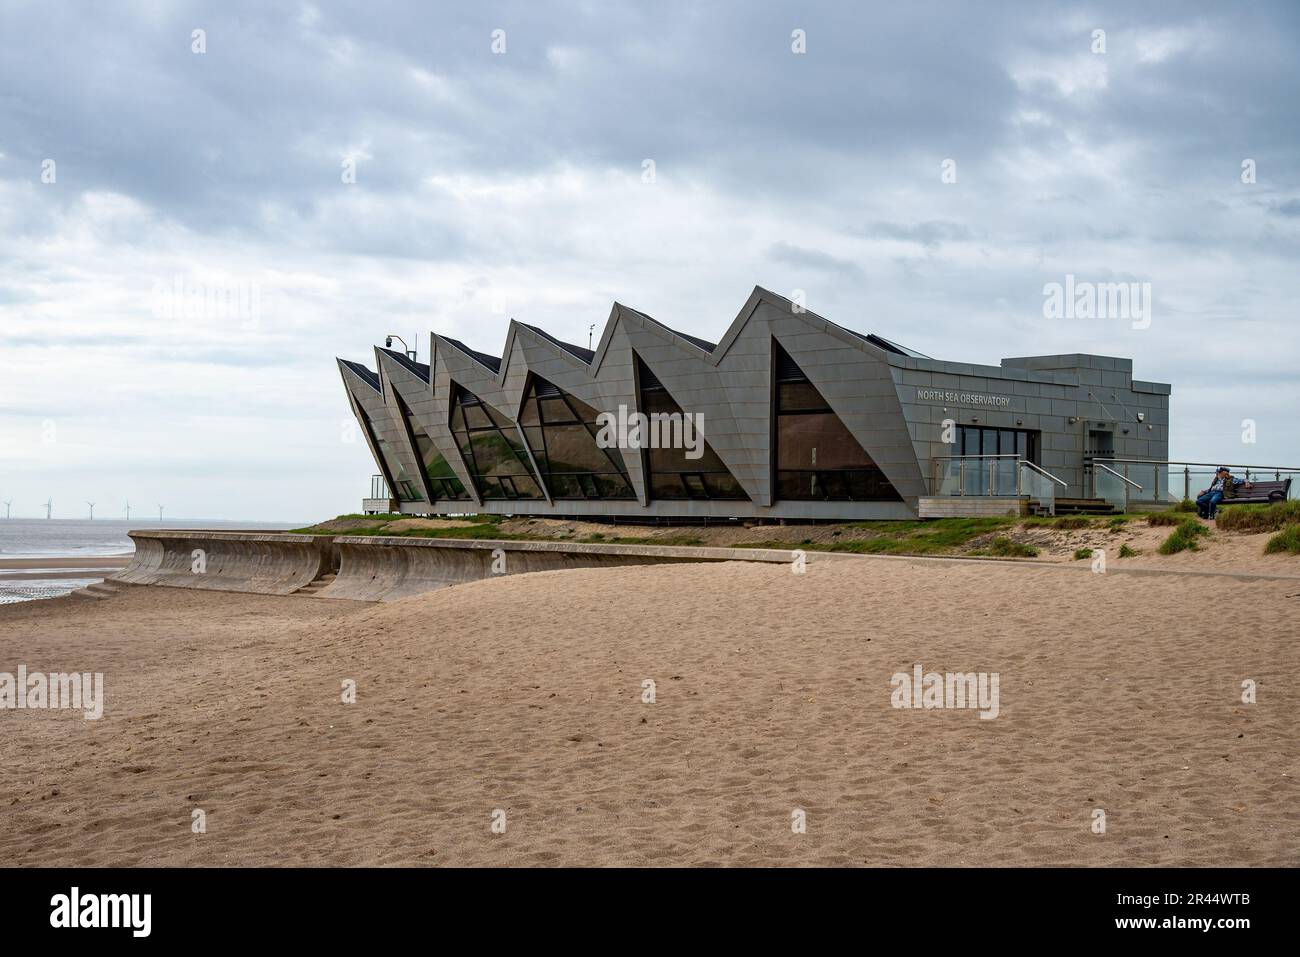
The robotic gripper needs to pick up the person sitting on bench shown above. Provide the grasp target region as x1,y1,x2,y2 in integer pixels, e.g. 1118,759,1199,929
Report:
1196,467,1251,519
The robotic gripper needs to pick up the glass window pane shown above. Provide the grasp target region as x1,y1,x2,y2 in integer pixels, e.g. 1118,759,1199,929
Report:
777,382,827,413
772,347,901,503
450,385,546,500
539,398,574,423
651,473,688,499
636,359,748,500
462,403,492,430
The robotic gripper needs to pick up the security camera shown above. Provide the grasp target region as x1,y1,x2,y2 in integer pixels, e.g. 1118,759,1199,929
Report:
1136,412,1145,423
384,336,393,347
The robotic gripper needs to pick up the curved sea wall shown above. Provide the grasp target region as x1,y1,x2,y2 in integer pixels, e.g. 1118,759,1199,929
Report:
318,536,798,602
111,530,803,602
111,531,334,596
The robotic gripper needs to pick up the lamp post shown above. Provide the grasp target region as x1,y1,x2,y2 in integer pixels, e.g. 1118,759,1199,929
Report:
384,335,417,361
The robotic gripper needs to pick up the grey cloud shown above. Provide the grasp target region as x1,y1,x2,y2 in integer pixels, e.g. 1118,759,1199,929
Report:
860,221,977,249
766,241,863,276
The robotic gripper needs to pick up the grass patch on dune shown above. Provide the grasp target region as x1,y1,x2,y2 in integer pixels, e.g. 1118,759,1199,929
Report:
1216,499,1300,533
971,537,1040,558
286,513,1055,559
1158,518,1209,555
327,512,405,521
291,513,511,538
735,517,1017,556
1119,543,1137,558
1147,512,1184,527
1073,548,1093,560
1052,517,1093,530
1264,525,1300,554
581,533,707,547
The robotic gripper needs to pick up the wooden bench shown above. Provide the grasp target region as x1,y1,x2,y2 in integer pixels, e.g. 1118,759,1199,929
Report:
1219,478,1292,506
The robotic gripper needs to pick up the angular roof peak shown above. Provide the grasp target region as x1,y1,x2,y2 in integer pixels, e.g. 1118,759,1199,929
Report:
377,346,430,382
620,304,717,353
337,358,381,391
520,323,595,363
439,336,502,373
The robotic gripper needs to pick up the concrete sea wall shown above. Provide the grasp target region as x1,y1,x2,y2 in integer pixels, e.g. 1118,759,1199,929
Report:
111,531,335,596
112,530,800,601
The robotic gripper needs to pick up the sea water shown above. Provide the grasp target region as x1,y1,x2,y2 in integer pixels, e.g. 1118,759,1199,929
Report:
0,519,302,604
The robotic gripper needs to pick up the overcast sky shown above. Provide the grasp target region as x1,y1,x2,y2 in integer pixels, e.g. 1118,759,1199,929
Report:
1,0,1296,520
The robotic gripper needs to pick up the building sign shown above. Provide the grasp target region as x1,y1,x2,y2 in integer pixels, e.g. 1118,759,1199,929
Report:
916,388,1011,407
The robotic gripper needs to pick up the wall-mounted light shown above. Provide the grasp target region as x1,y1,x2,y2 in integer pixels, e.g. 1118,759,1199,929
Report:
1136,412,1146,423
1068,417,1078,425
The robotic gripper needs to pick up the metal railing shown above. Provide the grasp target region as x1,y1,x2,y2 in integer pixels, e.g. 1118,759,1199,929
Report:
932,455,1068,513
1091,459,1300,511
1091,462,1143,512
369,474,390,499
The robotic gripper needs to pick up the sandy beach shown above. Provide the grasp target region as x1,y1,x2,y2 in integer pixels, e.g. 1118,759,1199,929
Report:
1,550,1295,867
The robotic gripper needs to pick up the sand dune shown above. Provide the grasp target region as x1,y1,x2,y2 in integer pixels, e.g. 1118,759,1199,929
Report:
0,555,1295,866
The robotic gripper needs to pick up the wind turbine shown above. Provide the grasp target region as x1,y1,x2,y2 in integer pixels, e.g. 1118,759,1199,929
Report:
45,497,53,519
86,501,95,520
124,501,131,521
2,500,10,519
158,504,164,523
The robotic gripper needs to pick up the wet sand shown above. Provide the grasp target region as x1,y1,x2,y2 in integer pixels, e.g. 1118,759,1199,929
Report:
0,555,132,581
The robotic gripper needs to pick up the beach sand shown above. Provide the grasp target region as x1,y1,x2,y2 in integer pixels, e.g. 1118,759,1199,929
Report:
0,554,1295,866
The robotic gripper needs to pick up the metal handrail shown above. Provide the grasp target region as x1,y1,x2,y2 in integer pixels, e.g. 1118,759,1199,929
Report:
1020,460,1068,488
1094,458,1298,501
1096,457,1300,471
930,455,1067,498
1094,462,1142,490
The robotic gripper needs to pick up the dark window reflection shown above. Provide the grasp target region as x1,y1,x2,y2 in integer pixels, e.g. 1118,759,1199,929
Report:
636,358,750,501
449,385,545,500
773,341,902,502
518,376,635,500
393,391,470,501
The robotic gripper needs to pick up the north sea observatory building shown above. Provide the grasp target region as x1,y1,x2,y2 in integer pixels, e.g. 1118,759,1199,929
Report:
338,287,1171,521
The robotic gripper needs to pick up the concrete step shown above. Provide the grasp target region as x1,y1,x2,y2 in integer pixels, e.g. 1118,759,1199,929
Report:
295,573,337,596
1053,498,1117,515
74,580,121,599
